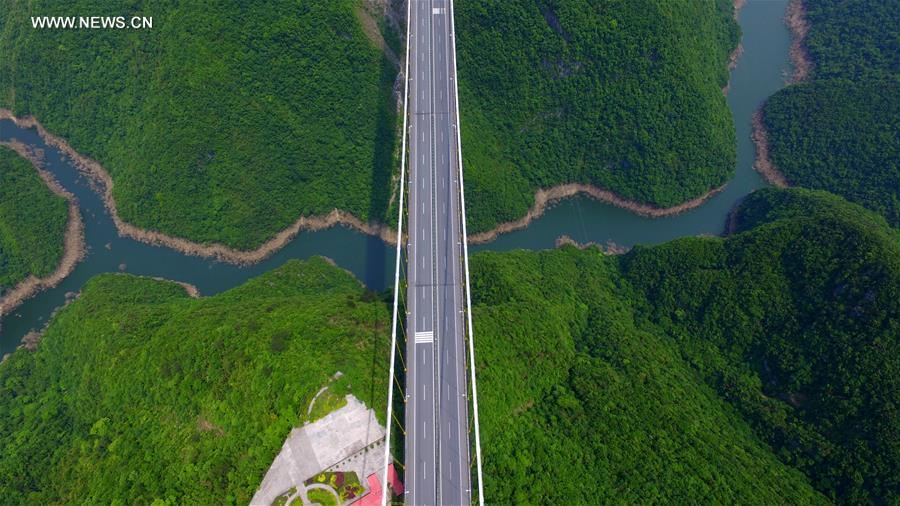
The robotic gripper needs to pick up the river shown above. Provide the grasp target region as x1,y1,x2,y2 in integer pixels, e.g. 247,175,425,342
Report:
0,0,791,355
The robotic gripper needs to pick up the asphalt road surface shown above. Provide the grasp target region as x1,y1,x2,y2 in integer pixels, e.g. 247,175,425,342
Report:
404,0,471,504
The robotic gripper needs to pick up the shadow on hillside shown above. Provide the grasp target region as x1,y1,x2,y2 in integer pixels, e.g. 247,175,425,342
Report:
362,53,400,291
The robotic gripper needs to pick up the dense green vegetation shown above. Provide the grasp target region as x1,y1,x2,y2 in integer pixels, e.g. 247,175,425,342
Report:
0,144,68,290
456,0,740,232
0,0,398,249
0,258,389,504
471,250,826,504
624,189,899,504
761,0,899,226
763,80,899,226
472,188,898,504
803,0,898,81
1,0,744,240
2,190,895,504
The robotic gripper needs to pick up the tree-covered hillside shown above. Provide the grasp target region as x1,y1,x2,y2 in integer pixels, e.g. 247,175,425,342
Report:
0,0,399,249
763,79,899,226
761,0,899,226
0,258,389,504
456,0,740,232
471,249,827,505
0,190,896,504
0,144,68,290
624,188,899,504
473,188,898,504
803,0,898,81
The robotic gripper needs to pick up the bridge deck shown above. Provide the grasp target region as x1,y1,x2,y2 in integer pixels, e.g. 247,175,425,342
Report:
404,0,471,504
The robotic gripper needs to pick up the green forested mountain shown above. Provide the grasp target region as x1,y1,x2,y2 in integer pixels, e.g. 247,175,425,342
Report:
0,190,896,504
0,258,389,504
0,0,399,249
803,0,898,81
1,0,742,242
456,0,740,232
763,79,898,226
471,250,827,505
623,189,899,504
473,188,898,504
761,0,899,226
0,144,68,290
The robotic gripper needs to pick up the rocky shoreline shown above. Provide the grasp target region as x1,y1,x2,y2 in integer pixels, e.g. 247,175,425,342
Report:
748,0,812,188
1,0,762,259
723,0,748,96
0,109,401,266
147,277,201,298
785,0,813,83
468,182,728,244
750,110,790,188
554,235,629,255
473,0,745,244
2,107,733,251
0,140,85,320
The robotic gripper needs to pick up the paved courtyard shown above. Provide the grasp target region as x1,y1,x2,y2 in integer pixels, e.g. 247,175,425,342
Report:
251,394,386,506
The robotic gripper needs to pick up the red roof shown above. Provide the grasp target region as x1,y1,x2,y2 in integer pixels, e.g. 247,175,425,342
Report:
388,463,404,495
358,474,381,506
358,464,404,506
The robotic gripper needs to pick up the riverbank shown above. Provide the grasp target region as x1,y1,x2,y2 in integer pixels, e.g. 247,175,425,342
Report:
554,235,629,255
748,0,811,187
0,0,767,261
1,0,793,352
723,45,745,95
0,110,400,265
785,0,813,83
0,140,85,320
4,106,732,252
468,182,727,244
750,110,789,188
148,277,201,298
474,0,744,244
723,0,747,95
